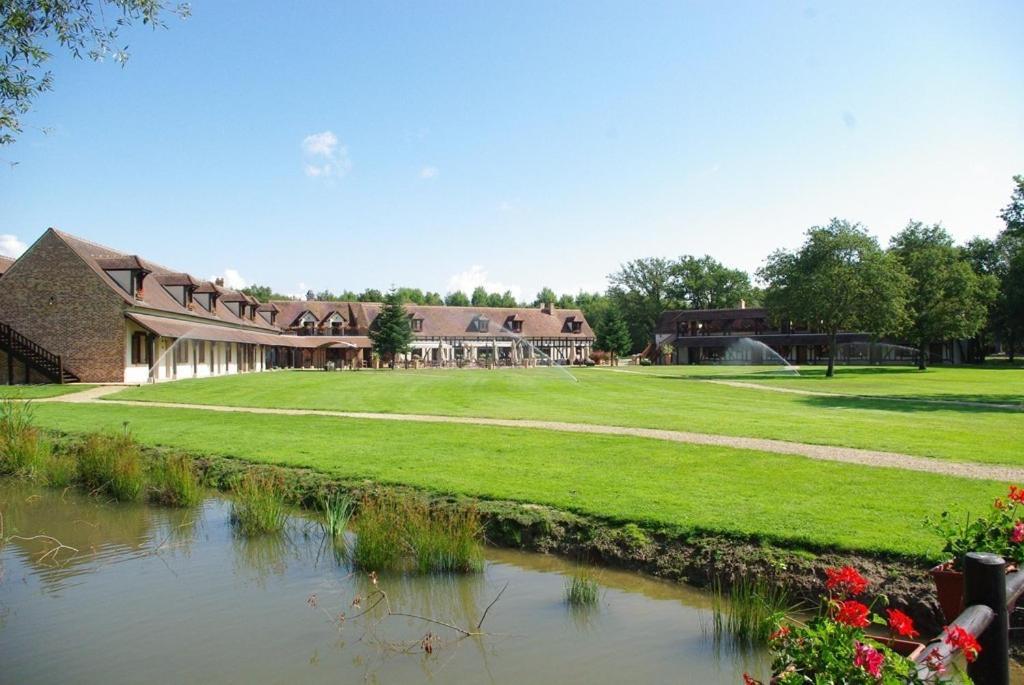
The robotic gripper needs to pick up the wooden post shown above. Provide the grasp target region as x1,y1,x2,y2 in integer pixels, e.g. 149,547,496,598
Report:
57,355,63,384
965,552,1010,685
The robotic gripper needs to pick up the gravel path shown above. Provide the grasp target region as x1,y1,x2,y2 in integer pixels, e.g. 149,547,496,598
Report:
42,385,1024,482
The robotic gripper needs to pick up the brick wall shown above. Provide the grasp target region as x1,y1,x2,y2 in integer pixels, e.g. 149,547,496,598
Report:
0,231,127,382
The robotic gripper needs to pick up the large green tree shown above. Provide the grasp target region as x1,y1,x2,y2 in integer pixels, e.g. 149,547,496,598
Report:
890,222,996,369
758,219,909,377
444,290,470,307
369,288,412,365
1,0,189,145
668,255,756,310
594,309,632,364
607,257,677,353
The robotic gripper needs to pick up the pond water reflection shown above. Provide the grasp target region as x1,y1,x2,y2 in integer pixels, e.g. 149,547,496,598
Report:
0,482,767,684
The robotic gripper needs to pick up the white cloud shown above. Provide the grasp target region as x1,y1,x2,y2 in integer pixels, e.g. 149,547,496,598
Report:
0,234,27,258
419,166,439,180
446,265,521,298
301,130,351,179
210,268,248,290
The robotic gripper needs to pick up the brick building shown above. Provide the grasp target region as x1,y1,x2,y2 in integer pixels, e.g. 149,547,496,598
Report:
0,229,594,383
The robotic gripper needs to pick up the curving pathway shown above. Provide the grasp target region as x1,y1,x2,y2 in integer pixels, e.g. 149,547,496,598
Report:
40,385,1024,483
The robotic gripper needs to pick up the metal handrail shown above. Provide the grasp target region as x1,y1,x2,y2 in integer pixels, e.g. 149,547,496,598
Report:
0,320,76,383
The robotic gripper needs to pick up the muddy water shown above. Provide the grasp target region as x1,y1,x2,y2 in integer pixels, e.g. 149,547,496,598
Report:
0,483,765,684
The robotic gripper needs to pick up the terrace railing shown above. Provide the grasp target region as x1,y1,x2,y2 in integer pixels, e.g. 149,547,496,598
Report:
914,552,1024,684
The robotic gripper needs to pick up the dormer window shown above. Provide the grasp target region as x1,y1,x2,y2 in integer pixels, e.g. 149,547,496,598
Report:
411,317,423,333
224,301,242,317
565,316,583,334
474,316,489,333
322,311,345,335
505,316,523,334
195,293,213,311
98,256,150,300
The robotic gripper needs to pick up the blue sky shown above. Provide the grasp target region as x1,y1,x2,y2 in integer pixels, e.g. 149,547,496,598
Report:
2,1,1022,300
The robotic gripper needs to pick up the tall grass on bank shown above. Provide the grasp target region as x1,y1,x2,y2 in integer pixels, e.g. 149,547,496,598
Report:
230,473,287,536
352,496,484,574
0,398,51,477
564,568,600,607
75,432,145,501
149,454,202,507
709,576,793,647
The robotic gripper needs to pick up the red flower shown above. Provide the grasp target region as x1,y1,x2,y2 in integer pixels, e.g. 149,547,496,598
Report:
769,626,791,642
853,641,884,678
742,675,763,685
944,625,982,663
923,648,947,675
1012,521,1024,544
825,566,869,596
886,608,919,639
1009,485,1024,504
835,600,871,628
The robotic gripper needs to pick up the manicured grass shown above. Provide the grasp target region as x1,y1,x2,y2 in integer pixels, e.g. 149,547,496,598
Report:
0,384,95,399
108,369,1024,465
31,401,1005,559
621,364,1024,405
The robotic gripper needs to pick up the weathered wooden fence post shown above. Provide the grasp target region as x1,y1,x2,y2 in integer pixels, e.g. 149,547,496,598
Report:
964,552,1009,685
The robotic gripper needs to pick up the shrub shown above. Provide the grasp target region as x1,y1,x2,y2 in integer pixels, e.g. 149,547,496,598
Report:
42,450,77,488
564,568,600,607
75,432,145,501
149,454,202,507
352,496,484,574
930,483,1024,570
230,473,287,536
0,398,49,477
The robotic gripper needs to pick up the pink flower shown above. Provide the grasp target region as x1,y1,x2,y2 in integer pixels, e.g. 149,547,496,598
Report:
854,641,884,678
1011,521,1024,544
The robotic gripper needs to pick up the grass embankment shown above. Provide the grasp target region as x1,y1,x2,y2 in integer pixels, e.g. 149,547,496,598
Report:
107,368,1024,465
31,401,1004,559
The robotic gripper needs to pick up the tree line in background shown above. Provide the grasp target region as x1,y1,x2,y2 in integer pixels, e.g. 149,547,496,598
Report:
243,175,1024,372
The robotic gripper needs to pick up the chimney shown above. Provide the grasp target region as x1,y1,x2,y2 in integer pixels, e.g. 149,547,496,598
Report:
740,299,746,309
215,277,225,287
541,302,554,315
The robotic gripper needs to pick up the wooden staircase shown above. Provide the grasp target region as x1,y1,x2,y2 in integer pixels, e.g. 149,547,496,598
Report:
0,321,79,384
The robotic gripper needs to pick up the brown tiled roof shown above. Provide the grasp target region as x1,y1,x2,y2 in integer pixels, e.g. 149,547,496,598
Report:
0,255,15,275
271,300,594,340
96,255,150,272
50,229,280,333
154,272,200,287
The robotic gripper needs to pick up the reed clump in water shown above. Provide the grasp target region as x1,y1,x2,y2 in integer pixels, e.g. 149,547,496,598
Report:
709,576,792,647
352,496,484,574
0,398,51,478
564,568,600,607
149,454,202,507
230,473,287,536
75,432,145,502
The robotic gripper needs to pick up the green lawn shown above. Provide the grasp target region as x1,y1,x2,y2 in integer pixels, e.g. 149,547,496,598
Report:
618,363,1024,405
108,368,1024,465
31,401,1003,559
0,384,95,399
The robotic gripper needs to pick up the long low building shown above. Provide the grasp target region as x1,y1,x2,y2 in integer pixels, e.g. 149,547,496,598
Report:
0,229,594,383
655,305,966,365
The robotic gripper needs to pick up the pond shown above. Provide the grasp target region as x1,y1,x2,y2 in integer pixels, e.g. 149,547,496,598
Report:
0,482,768,684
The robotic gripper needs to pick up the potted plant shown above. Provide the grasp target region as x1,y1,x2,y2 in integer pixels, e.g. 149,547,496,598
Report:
928,484,1024,622
743,565,976,684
